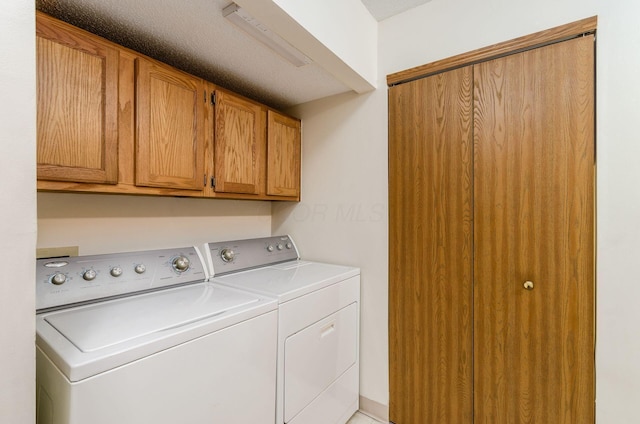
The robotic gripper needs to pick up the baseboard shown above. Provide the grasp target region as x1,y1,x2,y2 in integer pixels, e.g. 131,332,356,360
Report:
358,395,388,423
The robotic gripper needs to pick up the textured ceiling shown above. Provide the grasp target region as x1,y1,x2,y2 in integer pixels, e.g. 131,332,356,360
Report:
35,0,430,110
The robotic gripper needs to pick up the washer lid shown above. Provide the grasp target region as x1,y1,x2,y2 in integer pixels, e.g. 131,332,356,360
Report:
45,283,259,352
37,282,277,382
213,260,360,303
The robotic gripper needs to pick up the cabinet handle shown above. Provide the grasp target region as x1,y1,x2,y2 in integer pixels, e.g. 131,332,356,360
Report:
523,280,534,290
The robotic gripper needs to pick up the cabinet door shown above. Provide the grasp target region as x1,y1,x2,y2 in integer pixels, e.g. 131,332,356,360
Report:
473,36,595,423
36,13,118,184
388,66,473,424
214,90,264,195
267,111,301,198
136,58,205,190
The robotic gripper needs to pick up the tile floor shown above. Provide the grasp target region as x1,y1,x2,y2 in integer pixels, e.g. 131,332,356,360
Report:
347,411,385,424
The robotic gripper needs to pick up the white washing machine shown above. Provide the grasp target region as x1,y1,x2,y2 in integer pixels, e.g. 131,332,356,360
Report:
204,235,361,424
35,246,278,424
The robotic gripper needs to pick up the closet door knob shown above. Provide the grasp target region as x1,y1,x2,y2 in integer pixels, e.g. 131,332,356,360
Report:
523,280,534,290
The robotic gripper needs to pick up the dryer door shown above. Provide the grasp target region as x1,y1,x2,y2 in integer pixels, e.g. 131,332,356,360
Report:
283,302,358,422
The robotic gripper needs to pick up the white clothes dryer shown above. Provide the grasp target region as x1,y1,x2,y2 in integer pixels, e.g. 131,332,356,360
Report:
35,246,278,424
204,235,361,424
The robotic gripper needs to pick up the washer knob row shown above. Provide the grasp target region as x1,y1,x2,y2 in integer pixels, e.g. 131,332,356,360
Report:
267,242,293,252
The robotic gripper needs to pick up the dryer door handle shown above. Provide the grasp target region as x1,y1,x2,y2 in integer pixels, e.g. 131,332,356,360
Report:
320,322,336,338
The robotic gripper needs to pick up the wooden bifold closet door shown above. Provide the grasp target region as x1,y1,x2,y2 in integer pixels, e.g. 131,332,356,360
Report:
389,66,474,424
388,34,595,424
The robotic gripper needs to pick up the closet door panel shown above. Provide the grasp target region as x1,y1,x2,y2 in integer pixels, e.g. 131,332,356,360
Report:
389,66,473,424
473,36,595,423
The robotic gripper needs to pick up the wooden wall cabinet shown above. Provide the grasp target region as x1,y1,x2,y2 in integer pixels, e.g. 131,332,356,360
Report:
266,111,301,199
135,58,205,191
36,12,301,202
213,90,264,195
36,13,119,184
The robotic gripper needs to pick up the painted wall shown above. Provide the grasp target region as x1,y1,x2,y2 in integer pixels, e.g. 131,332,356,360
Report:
0,1,37,423
38,193,272,255
592,1,640,421
274,0,640,422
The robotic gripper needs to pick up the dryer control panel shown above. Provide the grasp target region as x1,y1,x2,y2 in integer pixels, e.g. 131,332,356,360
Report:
205,235,299,277
36,247,207,312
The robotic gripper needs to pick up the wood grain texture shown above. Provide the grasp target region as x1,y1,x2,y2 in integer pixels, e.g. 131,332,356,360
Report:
36,12,118,184
117,50,136,185
214,90,265,195
389,66,473,424
473,36,595,423
266,110,301,199
387,16,597,87
36,13,299,202
135,58,205,190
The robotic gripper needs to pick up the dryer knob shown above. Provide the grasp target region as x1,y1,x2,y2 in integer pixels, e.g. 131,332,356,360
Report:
134,264,146,274
172,256,191,272
110,267,123,277
83,269,97,281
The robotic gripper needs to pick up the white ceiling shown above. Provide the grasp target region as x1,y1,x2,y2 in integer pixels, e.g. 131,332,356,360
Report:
36,0,430,110
361,0,432,21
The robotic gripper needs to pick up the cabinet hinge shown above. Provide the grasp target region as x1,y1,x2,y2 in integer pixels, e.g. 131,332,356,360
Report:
204,90,207,103
211,177,216,188
204,174,207,187
211,92,216,105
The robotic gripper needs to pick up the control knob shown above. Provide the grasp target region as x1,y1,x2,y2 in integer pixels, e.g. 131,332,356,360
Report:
83,269,97,281
172,256,191,272
110,267,123,277
220,248,235,262
51,273,66,285
267,245,275,252
286,242,293,249
134,264,146,274
277,244,284,250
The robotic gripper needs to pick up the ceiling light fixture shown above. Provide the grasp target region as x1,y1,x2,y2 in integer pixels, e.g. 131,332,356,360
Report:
223,3,312,67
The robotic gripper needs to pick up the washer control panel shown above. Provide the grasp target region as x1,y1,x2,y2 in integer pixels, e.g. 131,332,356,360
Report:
205,235,299,276
36,247,206,312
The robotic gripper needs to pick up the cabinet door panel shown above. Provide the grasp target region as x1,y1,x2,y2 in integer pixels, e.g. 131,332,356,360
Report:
267,111,300,198
389,66,473,424
136,59,204,191
36,14,118,184
473,36,595,423
214,91,263,195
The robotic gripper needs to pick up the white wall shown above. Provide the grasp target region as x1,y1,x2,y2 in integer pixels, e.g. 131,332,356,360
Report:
593,1,640,421
274,0,640,422
38,193,272,254
0,1,36,423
